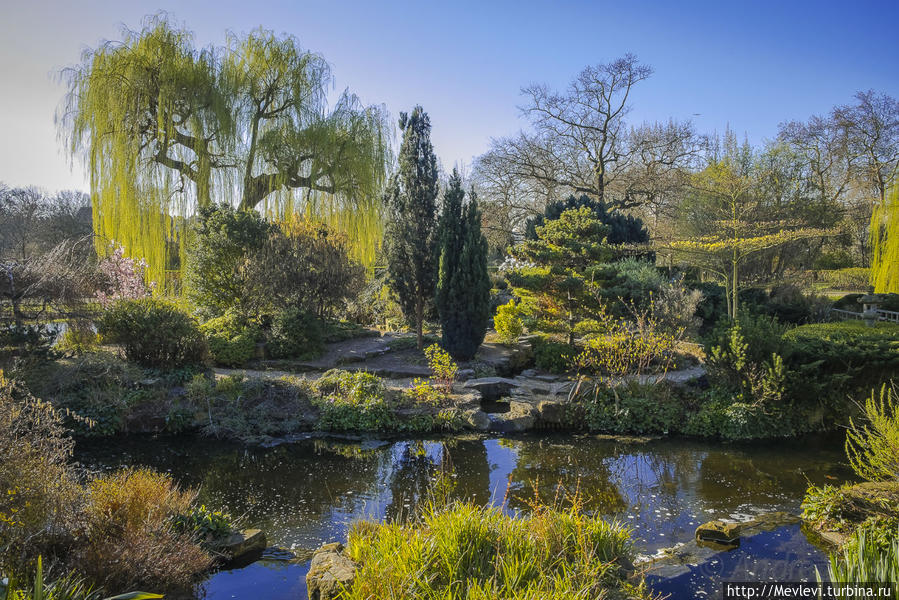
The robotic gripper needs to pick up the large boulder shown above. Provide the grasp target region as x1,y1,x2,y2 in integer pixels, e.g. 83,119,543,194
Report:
307,542,357,600
536,398,568,424
695,520,741,545
463,409,491,431
491,400,537,433
217,528,266,562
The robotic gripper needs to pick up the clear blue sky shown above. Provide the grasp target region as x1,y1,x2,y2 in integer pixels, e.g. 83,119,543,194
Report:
1,0,897,193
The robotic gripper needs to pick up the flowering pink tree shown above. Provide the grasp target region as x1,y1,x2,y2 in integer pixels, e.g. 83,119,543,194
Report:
95,242,155,307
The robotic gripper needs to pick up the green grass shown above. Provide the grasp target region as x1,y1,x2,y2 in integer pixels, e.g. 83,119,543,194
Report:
342,496,648,599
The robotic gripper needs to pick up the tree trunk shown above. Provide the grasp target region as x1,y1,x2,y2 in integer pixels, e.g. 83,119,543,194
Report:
732,258,739,321
724,274,733,321
416,301,424,350
11,297,24,329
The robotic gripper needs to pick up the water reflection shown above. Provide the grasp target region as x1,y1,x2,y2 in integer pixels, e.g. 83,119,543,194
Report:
74,432,854,599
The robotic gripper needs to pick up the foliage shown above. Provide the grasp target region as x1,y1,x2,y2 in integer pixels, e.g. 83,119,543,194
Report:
706,320,787,406
578,382,684,435
94,243,154,308
651,274,704,337
870,186,899,293
762,283,831,325
435,170,491,360
571,308,679,378
845,385,899,482
1,326,58,367
169,504,234,541
681,393,794,440
187,205,364,321
816,267,872,291
184,204,271,318
823,526,899,597
494,300,524,345
525,194,650,245
20,352,146,437
98,298,206,368
53,326,101,357
188,374,315,442
424,344,457,394
383,107,440,349
312,370,392,432
61,16,391,286
532,338,577,374
0,374,79,572
343,268,406,331
782,321,899,408
200,311,259,367
248,218,365,319
668,159,829,320
343,491,645,600
507,207,612,345
308,369,458,434
0,375,215,593
266,308,324,360
78,468,212,591
403,378,445,407
0,556,163,600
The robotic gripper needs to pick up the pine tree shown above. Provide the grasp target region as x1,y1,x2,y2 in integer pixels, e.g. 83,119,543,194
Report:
384,107,440,349
436,171,491,359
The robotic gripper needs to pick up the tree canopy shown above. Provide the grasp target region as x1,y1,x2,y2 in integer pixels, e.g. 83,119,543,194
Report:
59,15,391,286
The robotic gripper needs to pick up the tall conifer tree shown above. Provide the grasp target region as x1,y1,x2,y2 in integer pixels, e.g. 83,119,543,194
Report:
384,107,440,349
436,170,491,359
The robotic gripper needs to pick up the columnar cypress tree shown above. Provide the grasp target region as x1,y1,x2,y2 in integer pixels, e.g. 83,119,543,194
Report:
384,107,440,349
436,170,491,359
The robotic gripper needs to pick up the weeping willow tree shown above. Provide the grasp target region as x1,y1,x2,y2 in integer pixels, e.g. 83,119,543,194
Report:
870,186,899,293
59,15,391,288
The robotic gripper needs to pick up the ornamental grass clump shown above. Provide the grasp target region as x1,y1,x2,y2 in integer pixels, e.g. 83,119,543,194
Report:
342,486,646,600
75,468,213,592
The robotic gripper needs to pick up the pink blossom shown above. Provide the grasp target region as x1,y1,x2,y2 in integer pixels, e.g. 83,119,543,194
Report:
95,242,155,308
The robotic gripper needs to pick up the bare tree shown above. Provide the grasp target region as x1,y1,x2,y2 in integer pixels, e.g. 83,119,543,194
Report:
477,55,700,223
0,187,46,260
0,186,92,262
834,90,899,206
0,238,99,327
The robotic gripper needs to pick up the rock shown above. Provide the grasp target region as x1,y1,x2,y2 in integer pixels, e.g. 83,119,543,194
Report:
476,342,534,377
491,400,537,432
817,529,849,547
395,407,433,420
456,368,476,380
463,377,519,400
464,409,491,431
695,520,741,545
306,542,357,600
521,369,538,377
537,398,568,424
219,528,267,561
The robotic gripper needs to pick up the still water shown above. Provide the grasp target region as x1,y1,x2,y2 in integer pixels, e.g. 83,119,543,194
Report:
74,433,853,599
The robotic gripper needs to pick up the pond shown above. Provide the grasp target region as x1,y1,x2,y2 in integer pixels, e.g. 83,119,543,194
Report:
74,433,854,599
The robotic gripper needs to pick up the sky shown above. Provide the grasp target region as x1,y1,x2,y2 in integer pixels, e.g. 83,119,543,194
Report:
1,0,898,194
